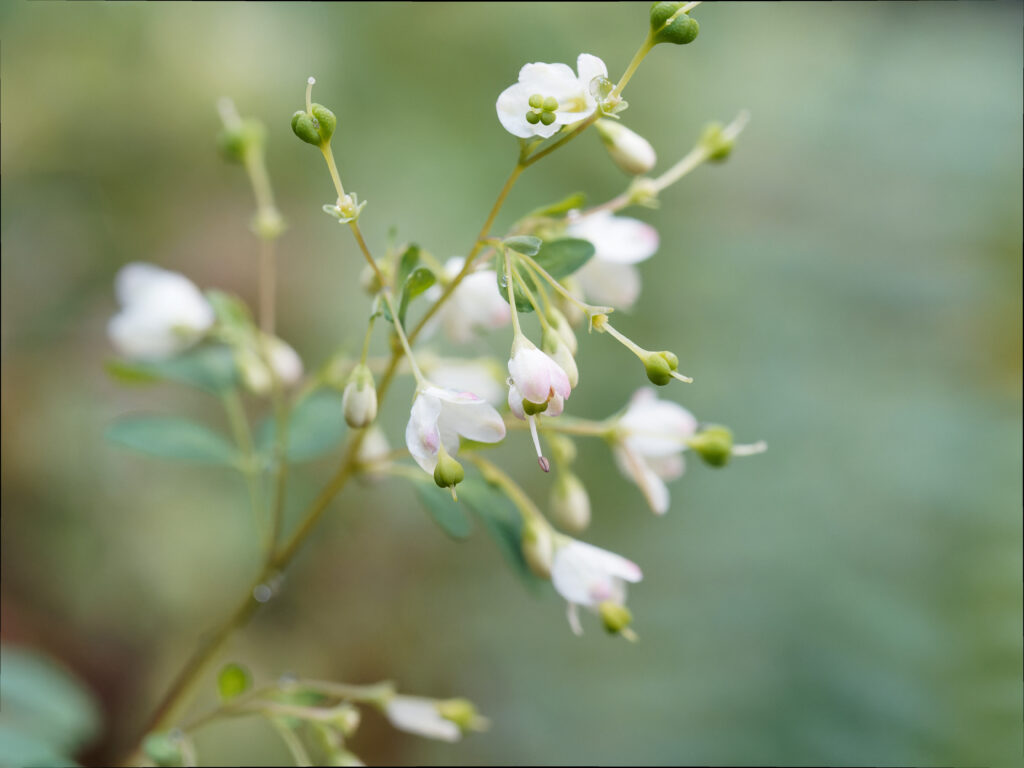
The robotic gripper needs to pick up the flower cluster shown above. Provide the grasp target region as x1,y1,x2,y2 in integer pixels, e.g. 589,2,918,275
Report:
105,3,766,763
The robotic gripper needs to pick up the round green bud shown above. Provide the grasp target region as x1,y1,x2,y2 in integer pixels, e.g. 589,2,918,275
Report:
522,398,548,416
654,12,699,45
700,123,734,162
311,103,337,142
291,110,322,146
218,118,265,163
433,451,465,489
143,733,182,768
689,424,733,467
650,1,685,31
643,352,673,386
598,600,633,634
521,515,553,578
437,698,480,730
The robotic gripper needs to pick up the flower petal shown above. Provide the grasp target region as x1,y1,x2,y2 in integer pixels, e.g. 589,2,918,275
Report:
567,212,659,265
574,259,642,310
429,386,507,444
405,391,443,473
508,346,553,404
386,696,461,743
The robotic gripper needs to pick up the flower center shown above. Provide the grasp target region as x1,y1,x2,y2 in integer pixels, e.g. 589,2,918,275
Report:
525,93,559,126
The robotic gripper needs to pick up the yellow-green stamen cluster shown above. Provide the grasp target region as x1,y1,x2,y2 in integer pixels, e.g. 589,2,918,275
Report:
525,94,560,126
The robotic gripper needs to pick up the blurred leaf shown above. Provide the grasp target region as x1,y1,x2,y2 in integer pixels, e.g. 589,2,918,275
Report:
206,290,254,330
397,267,436,327
258,389,346,462
458,478,543,592
504,235,542,257
413,482,472,540
104,345,237,394
395,244,421,292
0,645,100,765
525,191,586,219
217,663,252,702
532,238,594,279
142,732,182,768
106,416,239,465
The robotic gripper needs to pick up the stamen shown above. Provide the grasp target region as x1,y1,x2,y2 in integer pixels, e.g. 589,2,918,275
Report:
305,76,315,114
528,415,550,472
669,370,694,384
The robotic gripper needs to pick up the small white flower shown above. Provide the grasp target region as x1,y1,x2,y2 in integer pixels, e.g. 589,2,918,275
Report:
425,258,510,344
507,340,571,411
385,696,461,743
550,538,642,636
405,385,505,474
566,212,659,310
425,357,506,407
108,263,214,360
237,335,304,395
612,388,698,515
496,54,607,138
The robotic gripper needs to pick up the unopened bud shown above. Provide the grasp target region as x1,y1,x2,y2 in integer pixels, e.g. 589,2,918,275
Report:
521,515,553,579
343,365,377,428
596,119,657,175
651,3,699,46
332,703,362,737
688,424,733,467
433,449,465,490
218,118,265,163
598,600,634,634
543,332,579,389
642,350,676,386
437,698,486,731
547,307,578,354
699,122,735,162
550,473,591,533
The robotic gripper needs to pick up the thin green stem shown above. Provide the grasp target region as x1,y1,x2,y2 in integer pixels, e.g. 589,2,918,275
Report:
514,250,611,317
269,718,313,767
465,454,547,528
320,144,346,202
510,260,550,333
521,113,599,168
503,248,523,339
221,390,267,547
611,34,654,99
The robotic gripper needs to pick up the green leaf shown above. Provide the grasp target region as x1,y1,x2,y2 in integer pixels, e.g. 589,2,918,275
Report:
105,345,237,394
397,267,436,326
105,416,240,465
413,482,472,540
496,254,537,314
503,235,542,256
532,237,595,279
217,663,252,702
142,732,182,768
258,389,346,463
0,645,101,762
395,244,421,291
206,289,253,330
525,191,587,219
458,478,543,592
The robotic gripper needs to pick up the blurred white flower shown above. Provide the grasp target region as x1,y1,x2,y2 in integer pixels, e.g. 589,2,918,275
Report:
425,357,506,407
108,263,214,359
507,340,571,412
595,119,657,175
426,258,510,344
566,212,659,310
385,696,461,743
405,386,505,474
496,54,607,139
550,538,642,636
612,388,698,515
237,335,303,395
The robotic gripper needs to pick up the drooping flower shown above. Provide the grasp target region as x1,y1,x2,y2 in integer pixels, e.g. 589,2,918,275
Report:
496,54,608,139
424,258,510,344
566,211,659,310
385,696,461,743
550,538,643,636
611,387,698,515
108,263,215,360
405,386,505,475
507,340,571,412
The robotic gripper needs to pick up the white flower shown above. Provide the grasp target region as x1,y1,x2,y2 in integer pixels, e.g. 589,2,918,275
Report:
405,385,506,474
425,357,506,407
496,54,607,139
108,263,214,360
612,388,698,515
507,341,571,412
566,212,659,310
385,696,461,743
595,119,657,175
425,258,510,344
237,335,304,395
550,538,642,636
356,425,391,482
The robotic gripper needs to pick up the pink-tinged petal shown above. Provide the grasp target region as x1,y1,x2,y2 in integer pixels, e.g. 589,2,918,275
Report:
613,443,671,515
567,212,659,265
544,354,572,399
574,259,642,311
621,388,698,458
405,392,443,473
427,386,506,445
545,392,565,418
508,347,552,404
551,539,642,608
507,383,526,420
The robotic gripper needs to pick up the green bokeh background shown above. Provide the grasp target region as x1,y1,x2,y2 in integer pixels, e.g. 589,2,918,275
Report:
2,2,1021,765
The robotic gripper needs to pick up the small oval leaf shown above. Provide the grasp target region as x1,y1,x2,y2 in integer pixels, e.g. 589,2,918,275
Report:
532,238,595,279
106,417,239,465
504,235,542,256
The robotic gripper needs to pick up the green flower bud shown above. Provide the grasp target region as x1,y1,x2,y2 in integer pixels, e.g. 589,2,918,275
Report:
550,472,591,533
688,424,733,467
437,698,486,731
598,600,634,634
433,449,465,490
650,1,685,31
291,103,336,147
699,122,735,162
653,10,699,46
521,515,553,579
143,732,182,768
642,351,674,386
547,433,578,465
218,118,265,163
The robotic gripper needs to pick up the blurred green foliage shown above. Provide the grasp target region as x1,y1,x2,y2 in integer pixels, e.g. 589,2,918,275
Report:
1,2,1020,766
